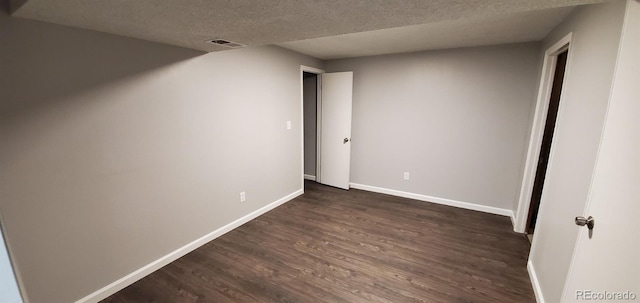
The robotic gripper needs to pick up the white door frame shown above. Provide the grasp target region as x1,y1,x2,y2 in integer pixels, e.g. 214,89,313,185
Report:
514,33,573,233
300,65,325,187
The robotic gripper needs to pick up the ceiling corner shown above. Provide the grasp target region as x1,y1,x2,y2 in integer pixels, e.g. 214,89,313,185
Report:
8,0,28,14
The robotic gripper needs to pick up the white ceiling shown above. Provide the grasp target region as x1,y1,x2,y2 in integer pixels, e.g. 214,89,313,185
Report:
10,0,603,59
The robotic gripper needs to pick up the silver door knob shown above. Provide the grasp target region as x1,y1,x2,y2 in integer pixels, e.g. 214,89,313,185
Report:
575,216,594,230
343,138,350,144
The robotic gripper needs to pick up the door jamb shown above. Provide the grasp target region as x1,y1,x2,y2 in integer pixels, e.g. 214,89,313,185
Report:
300,65,325,188
514,33,572,233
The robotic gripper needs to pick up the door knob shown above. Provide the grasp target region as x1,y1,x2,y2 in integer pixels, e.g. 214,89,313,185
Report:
343,138,350,144
575,216,594,230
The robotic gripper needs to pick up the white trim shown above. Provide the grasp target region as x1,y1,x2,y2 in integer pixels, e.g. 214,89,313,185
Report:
349,183,513,217
315,73,322,183
75,189,304,303
300,65,325,74
300,65,325,185
303,174,317,181
514,33,573,233
528,260,545,303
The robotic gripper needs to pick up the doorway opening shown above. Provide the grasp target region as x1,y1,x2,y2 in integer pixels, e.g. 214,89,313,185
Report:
300,66,324,188
526,50,568,241
514,33,572,236
303,71,321,183
300,66,354,190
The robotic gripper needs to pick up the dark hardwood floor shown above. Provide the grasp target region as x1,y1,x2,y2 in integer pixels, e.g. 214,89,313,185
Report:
103,181,535,303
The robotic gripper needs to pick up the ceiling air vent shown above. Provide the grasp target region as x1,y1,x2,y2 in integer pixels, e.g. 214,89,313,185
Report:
206,39,246,48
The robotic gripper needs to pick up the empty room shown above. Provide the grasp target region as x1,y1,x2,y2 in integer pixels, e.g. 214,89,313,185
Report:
0,0,638,302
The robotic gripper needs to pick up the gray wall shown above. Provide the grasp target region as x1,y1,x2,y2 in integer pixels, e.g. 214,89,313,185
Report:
0,11,322,303
326,43,540,211
528,1,626,302
303,73,317,176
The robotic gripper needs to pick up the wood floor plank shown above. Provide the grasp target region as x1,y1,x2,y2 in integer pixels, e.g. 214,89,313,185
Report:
103,181,535,303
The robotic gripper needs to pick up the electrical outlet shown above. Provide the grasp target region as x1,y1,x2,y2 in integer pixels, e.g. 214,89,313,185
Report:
286,120,292,130
240,192,246,202
403,172,410,180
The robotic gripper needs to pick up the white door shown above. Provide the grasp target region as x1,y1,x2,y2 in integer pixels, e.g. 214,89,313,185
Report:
319,72,353,190
562,1,639,301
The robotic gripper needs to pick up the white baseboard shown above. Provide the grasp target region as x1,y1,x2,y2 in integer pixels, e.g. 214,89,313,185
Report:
303,174,316,181
349,183,514,217
75,188,304,303
528,260,545,303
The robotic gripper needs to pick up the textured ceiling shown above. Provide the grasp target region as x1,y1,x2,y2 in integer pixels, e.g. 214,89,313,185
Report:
278,7,575,59
11,0,603,56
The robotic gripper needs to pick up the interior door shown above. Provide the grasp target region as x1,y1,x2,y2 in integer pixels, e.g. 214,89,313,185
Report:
562,1,639,300
319,72,353,190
